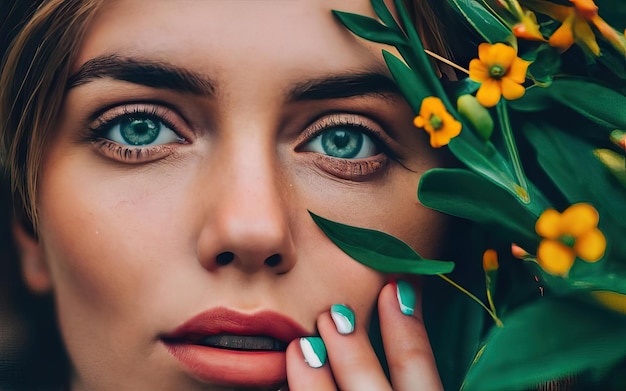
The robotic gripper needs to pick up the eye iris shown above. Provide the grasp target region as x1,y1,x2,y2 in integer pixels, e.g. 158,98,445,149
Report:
120,117,160,145
321,129,363,158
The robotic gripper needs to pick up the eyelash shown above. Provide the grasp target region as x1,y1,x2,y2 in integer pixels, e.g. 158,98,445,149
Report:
86,104,187,163
85,105,396,179
299,114,396,179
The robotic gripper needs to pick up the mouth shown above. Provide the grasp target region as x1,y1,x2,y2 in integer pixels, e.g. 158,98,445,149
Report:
161,307,309,387
164,334,288,352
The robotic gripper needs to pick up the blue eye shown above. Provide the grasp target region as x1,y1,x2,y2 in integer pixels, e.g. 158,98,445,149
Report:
304,127,379,159
106,116,182,146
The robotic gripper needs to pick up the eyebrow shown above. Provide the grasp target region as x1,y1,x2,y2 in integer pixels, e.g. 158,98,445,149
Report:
67,55,215,95
288,72,401,101
67,56,399,102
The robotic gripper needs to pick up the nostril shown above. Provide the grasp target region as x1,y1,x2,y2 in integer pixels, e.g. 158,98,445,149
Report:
264,254,282,267
216,252,235,265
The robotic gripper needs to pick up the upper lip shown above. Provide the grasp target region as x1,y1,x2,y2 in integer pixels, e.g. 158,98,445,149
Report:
162,307,309,346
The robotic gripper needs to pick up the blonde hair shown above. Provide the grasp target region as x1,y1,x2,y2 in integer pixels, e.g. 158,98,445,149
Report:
0,0,103,227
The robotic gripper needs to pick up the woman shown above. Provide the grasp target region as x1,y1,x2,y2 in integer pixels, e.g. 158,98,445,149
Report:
1,0,455,389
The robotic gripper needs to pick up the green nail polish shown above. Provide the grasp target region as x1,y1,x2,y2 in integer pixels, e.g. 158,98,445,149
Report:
396,280,416,316
330,304,355,335
300,337,327,368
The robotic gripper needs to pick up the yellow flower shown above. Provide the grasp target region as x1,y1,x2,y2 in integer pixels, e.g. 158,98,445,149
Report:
535,203,606,276
469,43,531,108
521,0,626,56
513,11,546,41
495,0,546,41
413,97,462,148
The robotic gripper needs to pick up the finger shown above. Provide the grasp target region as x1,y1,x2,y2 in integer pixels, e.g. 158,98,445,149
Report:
378,280,443,391
318,304,392,391
285,337,336,391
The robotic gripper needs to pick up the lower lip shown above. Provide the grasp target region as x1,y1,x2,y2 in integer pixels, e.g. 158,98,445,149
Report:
163,341,287,387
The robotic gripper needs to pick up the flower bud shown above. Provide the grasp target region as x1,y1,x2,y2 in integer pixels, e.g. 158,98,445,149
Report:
483,249,499,272
457,94,494,141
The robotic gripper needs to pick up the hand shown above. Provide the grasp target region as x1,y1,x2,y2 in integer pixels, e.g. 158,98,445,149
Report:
285,280,443,390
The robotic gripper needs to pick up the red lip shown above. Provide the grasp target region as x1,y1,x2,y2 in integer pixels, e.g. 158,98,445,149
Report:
162,307,309,387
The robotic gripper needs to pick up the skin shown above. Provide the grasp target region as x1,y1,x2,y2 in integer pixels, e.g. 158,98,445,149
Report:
17,0,447,389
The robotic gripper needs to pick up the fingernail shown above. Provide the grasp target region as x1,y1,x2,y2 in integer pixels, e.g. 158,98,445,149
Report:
330,304,355,335
396,280,416,316
299,337,327,368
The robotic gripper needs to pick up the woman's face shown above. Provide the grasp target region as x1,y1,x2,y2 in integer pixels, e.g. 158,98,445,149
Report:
26,0,447,389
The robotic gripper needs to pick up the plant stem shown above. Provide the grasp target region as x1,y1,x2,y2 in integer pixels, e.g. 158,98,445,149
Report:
497,100,530,203
438,274,504,327
424,49,469,74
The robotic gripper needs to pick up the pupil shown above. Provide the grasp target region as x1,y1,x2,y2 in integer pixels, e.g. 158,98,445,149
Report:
321,129,363,158
333,132,350,148
120,118,160,145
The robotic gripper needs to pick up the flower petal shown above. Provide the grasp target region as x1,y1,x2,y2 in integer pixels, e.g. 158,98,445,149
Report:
571,0,598,19
508,57,531,83
561,203,599,236
477,42,492,62
574,228,606,262
476,79,502,108
573,14,600,55
537,239,576,276
469,59,490,82
535,208,562,239
549,16,576,52
501,77,526,100
413,115,426,129
425,96,447,113
441,113,462,138
491,43,517,68
592,15,626,55
429,131,449,148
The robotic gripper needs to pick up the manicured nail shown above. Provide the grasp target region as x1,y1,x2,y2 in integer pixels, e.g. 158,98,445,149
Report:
330,304,355,335
396,280,416,316
300,337,327,368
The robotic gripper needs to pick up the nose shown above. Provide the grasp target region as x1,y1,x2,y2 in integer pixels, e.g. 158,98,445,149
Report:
196,131,296,275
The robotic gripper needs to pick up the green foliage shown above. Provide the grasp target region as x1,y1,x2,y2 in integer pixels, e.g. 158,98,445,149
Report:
419,169,540,251
463,298,626,391
309,212,455,275
322,0,626,389
512,78,626,129
447,0,517,46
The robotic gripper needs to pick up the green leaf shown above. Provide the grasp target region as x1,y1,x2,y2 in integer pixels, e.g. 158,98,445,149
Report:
526,44,561,86
418,169,541,251
370,0,402,34
332,11,407,47
448,78,481,98
523,122,626,292
524,122,626,229
447,0,516,46
463,298,626,391
382,50,431,112
446,127,548,212
511,79,626,129
309,211,455,275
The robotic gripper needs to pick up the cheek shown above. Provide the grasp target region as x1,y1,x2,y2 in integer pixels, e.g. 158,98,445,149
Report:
36,153,191,316
294,236,386,327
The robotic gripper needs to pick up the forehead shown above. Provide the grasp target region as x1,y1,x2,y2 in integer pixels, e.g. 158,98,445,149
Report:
74,0,390,80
